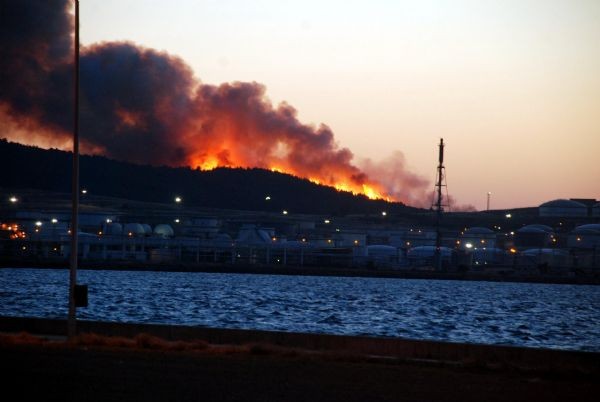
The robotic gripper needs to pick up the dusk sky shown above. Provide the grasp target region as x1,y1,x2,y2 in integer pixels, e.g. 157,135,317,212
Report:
4,0,598,210
78,0,600,210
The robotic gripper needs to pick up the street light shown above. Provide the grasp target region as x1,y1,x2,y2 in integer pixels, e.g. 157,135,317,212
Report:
174,196,182,203
9,196,18,203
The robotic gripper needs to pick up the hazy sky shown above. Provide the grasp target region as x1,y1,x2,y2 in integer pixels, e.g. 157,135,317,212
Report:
80,0,600,210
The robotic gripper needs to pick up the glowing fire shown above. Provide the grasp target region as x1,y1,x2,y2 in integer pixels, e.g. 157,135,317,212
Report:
0,3,435,207
197,157,220,171
187,153,391,200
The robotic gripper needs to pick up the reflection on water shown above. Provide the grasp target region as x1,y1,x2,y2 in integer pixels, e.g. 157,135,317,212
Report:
1,268,599,351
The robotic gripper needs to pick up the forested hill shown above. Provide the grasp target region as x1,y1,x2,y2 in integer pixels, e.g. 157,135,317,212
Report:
0,139,417,215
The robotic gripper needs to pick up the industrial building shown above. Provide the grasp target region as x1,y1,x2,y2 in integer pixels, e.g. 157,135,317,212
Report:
2,193,599,274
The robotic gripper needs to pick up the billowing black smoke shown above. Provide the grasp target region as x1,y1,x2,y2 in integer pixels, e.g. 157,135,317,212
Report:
0,0,431,204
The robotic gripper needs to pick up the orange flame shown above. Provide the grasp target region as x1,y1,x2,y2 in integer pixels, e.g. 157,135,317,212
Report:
187,146,390,200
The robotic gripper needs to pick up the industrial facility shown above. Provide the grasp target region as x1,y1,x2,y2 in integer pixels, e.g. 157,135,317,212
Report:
1,195,599,276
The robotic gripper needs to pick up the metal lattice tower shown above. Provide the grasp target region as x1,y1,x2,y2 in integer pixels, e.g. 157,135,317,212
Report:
432,138,450,271
431,138,450,213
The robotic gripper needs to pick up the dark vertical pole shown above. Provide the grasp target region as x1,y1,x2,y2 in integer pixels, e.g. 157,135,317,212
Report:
68,0,80,338
434,139,444,271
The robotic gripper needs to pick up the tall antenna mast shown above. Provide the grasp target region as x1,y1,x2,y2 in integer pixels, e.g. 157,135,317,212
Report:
431,138,449,213
432,138,449,270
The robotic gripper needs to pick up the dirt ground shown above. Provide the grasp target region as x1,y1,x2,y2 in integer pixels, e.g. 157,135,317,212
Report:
1,335,597,402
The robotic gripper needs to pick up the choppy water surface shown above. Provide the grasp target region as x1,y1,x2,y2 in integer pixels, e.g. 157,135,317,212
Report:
1,268,599,351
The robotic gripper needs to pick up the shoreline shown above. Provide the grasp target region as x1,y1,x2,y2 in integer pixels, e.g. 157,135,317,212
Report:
2,258,599,285
1,317,599,402
3,316,599,365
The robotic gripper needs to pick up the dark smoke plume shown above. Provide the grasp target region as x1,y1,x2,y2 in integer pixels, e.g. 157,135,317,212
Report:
0,0,430,203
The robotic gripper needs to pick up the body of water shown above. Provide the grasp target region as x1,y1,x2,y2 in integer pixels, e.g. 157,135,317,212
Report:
1,268,599,351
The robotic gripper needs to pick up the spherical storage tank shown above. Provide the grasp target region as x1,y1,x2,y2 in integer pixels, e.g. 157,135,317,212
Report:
514,224,553,248
539,199,587,217
154,224,174,238
521,248,570,267
568,224,600,248
123,223,145,236
141,224,153,235
104,222,122,235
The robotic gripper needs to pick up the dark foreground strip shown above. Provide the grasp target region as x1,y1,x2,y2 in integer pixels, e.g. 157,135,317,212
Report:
1,315,598,373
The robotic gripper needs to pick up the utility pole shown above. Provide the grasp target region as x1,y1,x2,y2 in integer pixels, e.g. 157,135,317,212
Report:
68,0,80,338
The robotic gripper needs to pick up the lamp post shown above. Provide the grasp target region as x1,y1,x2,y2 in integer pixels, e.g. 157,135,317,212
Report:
68,0,80,338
